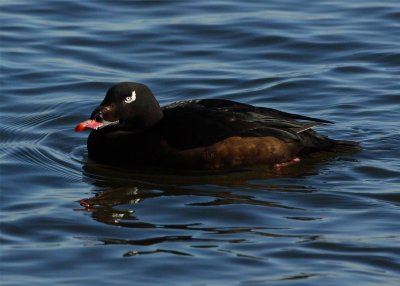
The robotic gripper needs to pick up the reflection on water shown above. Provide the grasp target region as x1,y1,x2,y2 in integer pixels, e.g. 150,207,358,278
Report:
78,184,321,258
77,151,351,257
73,160,400,285
70,148,400,285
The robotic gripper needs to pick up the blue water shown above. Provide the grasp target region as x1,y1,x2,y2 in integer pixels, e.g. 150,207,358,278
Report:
1,1,400,285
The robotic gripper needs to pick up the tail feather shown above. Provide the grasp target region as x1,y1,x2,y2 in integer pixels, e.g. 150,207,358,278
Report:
334,140,360,147
298,129,360,154
332,139,361,152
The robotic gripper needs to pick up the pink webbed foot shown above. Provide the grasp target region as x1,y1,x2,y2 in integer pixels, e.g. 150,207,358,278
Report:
274,157,301,170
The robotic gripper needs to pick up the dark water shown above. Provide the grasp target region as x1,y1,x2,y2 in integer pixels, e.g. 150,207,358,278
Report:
1,1,400,285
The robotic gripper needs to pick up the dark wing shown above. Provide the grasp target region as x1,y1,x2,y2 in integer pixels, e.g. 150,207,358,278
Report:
161,99,333,150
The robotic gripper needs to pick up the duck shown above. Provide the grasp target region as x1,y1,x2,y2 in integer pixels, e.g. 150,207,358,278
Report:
75,82,358,170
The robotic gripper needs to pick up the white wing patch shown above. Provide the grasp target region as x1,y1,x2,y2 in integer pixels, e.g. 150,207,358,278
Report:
124,91,136,103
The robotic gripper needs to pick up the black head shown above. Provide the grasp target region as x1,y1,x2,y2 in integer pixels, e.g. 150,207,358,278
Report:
88,82,164,132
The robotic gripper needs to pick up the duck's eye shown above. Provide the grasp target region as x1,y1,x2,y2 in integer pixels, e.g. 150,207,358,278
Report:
124,91,136,103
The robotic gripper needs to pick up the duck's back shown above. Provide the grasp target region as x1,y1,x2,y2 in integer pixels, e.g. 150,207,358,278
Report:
160,99,335,152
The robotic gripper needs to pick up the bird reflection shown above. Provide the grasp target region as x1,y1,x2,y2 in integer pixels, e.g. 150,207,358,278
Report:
77,169,316,235
76,150,355,257
77,149,351,226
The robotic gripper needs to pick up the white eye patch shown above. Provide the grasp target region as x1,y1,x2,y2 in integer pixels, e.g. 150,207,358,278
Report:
124,91,136,103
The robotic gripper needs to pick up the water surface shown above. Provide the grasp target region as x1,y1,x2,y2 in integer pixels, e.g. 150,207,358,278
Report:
1,1,400,285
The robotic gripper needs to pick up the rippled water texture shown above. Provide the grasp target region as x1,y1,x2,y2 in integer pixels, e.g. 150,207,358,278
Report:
1,1,400,285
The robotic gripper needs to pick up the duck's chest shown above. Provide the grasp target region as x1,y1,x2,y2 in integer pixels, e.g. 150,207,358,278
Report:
87,130,164,167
